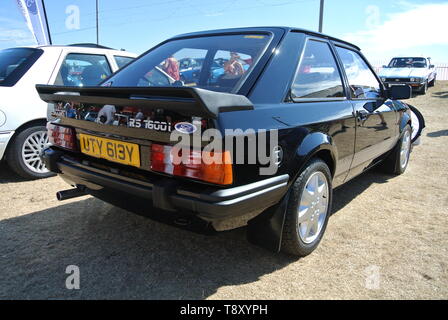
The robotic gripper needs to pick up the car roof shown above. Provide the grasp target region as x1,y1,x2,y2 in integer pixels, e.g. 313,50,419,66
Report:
170,26,360,51
15,44,137,57
390,56,428,59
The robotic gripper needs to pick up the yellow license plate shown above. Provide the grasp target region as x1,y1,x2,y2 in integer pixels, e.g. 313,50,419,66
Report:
79,134,141,167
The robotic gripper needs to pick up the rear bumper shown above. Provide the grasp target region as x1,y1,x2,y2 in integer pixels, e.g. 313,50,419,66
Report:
41,147,289,222
0,131,14,160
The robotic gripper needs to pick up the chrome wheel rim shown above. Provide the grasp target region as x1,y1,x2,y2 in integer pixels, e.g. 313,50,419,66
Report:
22,130,49,174
297,171,329,244
400,130,411,169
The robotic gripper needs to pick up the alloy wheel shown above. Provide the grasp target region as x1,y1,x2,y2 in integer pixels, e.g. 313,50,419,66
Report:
297,171,329,244
21,130,49,174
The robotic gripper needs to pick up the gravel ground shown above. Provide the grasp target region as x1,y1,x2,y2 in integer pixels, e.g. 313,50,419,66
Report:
0,82,447,300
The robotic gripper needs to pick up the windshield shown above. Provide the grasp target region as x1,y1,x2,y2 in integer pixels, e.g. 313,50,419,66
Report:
388,57,427,68
0,48,43,87
104,33,272,93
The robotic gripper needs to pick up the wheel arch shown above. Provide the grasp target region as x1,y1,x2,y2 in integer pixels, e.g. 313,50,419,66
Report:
312,149,335,178
247,131,337,254
4,118,47,160
291,132,337,182
399,110,412,134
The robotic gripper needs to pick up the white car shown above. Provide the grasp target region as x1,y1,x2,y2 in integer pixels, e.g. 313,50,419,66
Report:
0,44,137,179
379,57,437,94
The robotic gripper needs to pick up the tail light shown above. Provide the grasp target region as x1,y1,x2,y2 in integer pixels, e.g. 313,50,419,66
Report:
151,143,233,185
47,123,77,151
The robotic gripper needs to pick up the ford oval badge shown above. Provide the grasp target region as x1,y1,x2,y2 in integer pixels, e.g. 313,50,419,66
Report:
174,122,197,134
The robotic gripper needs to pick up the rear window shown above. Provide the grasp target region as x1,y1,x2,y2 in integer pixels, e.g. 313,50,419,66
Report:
104,34,272,93
0,48,43,87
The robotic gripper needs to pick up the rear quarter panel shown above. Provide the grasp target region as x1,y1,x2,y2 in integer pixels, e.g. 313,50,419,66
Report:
219,100,356,188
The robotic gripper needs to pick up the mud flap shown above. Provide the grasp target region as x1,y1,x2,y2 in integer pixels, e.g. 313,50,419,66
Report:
246,190,291,252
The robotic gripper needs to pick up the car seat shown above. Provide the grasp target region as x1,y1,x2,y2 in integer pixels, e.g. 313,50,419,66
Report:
81,65,106,86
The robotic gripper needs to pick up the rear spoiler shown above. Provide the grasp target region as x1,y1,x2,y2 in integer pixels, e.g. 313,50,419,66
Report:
36,85,254,119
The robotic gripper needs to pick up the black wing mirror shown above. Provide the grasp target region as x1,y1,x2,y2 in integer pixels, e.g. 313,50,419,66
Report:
388,85,411,100
429,64,435,68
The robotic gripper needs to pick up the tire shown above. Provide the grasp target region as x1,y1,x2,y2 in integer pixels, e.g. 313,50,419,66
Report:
429,76,436,87
6,125,54,180
419,81,428,94
381,125,412,175
281,158,332,257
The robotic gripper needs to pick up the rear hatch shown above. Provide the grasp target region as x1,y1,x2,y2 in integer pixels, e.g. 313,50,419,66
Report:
36,30,282,185
37,85,253,183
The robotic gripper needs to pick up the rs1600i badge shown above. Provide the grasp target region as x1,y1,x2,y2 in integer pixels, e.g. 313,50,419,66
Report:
128,118,172,132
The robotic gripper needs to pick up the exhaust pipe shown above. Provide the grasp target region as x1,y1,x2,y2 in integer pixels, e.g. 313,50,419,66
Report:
56,187,86,201
174,217,191,226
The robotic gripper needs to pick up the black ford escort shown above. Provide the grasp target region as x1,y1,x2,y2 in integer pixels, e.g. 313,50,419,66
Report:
38,27,413,257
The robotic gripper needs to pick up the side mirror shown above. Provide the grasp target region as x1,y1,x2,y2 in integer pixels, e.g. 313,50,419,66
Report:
388,85,411,100
382,65,387,68
429,64,435,69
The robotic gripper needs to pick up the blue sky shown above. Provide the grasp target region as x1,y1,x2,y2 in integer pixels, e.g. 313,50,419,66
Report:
1,0,448,63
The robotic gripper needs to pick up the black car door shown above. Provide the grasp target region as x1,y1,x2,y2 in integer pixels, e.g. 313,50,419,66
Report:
245,33,357,188
287,38,357,187
334,46,398,181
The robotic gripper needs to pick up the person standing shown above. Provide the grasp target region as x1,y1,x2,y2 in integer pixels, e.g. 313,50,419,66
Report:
97,104,116,125
163,55,180,81
223,52,245,77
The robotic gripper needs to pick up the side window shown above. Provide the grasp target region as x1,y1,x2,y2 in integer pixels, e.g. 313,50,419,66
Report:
55,53,112,87
291,40,345,99
335,47,381,99
114,56,134,69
